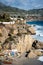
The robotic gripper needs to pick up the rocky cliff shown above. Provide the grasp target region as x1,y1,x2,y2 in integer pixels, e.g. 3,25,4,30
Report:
0,23,43,58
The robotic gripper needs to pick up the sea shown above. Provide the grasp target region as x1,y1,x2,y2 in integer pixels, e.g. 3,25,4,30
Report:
27,21,43,42
27,21,43,62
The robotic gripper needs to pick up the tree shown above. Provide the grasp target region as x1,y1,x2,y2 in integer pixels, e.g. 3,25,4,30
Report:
0,13,11,22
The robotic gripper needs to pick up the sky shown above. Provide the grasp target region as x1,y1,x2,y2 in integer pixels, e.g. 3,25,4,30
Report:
0,0,43,10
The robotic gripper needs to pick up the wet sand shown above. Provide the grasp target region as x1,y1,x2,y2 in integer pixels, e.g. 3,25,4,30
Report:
0,57,43,65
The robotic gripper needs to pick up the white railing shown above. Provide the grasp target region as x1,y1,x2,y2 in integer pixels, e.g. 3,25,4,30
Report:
0,21,15,24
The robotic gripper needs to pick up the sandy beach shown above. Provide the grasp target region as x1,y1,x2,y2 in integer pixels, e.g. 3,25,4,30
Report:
0,56,43,65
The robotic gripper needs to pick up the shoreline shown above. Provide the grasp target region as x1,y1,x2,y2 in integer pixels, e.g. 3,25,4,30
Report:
0,20,43,64
26,21,43,42
0,57,43,65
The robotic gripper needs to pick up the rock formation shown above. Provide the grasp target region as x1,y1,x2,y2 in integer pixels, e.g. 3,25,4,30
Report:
16,35,33,55
0,23,43,58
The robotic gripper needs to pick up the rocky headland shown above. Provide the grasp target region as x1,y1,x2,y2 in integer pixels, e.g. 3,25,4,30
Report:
0,21,43,59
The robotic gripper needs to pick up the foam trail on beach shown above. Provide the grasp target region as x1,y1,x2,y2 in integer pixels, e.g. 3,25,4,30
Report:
38,56,43,62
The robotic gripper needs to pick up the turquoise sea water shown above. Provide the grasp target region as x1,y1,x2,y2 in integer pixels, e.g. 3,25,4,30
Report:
27,21,43,42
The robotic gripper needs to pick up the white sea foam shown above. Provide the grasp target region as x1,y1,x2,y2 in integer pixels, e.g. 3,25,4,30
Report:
33,25,43,37
28,21,43,42
31,24,43,42
28,23,43,42
32,35,43,42
36,30,43,36
38,56,43,62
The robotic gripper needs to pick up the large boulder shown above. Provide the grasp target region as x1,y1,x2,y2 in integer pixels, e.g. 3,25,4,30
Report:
32,40,43,49
28,50,42,58
27,26,36,35
28,50,37,58
33,50,42,56
36,42,43,49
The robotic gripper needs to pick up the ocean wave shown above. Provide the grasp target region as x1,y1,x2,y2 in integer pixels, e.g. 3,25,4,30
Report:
27,21,43,42
32,35,43,42
32,25,43,29
32,24,43,37
36,30,43,36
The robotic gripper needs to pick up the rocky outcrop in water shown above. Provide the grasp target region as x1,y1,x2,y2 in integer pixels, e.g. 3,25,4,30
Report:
32,40,43,49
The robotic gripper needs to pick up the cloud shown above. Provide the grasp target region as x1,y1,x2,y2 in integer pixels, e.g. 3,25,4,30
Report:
4,0,13,2
0,0,43,10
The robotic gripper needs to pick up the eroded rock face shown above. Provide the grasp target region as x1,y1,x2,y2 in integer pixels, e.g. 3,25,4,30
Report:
12,29,18,35
0,23,43,58
16,35,33,55
2,34,34,55
0,45,2,51
12,23,36,35
18,28,27,34
0,26,9,43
